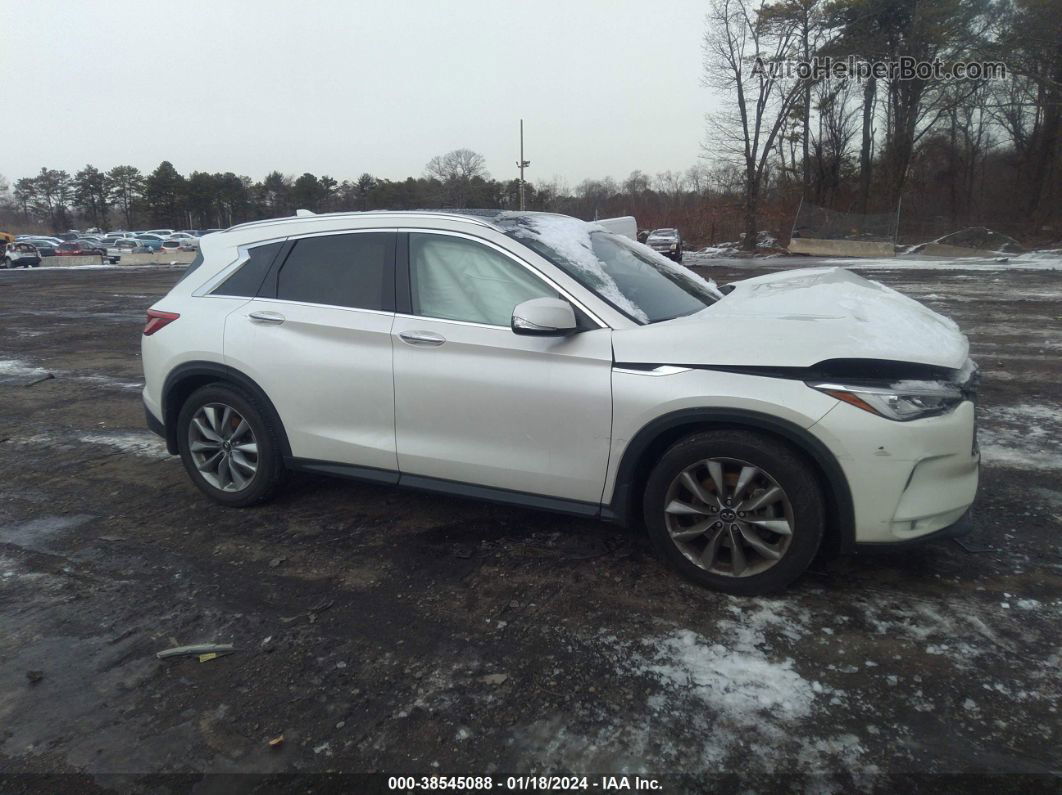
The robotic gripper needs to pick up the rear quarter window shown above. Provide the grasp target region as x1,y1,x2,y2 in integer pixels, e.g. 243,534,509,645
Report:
210,242,283,296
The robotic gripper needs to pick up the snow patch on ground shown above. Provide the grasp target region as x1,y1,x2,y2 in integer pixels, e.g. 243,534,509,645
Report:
825,253,1062,271
589,601,875,777
978,402,1062,471
644,627,816,726
0,359,50,384
0,357,141,391
11,430,169,460
78,432,170,458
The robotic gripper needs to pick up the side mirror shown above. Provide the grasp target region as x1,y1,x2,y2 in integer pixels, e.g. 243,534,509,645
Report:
511,297,577,336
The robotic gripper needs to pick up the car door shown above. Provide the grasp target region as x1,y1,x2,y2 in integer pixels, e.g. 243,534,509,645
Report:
223,230,399,476
392,230,613,507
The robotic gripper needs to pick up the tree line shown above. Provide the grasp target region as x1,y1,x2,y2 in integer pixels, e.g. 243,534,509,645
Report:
0,151,748,244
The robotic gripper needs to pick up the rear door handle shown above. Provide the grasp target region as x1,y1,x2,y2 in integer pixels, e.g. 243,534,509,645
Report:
399,330,446,347
249,310,285,324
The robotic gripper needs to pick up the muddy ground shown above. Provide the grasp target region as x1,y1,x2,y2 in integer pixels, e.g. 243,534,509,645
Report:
0,260,1059,792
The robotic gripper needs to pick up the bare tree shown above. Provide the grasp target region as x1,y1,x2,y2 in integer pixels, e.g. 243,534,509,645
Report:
703,0,811,249
424,149,488,182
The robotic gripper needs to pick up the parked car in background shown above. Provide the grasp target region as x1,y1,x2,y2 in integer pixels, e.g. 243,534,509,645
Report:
160,239,185,253
646,228,684,262
56,240,121,263
134,234,166,251
167,232,200,249
147,229,175,237
25,239,59,257
113,238,148,253
2,242,42,268
57,232,80,242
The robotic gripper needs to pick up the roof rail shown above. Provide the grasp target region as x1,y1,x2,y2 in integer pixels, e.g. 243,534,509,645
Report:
224,210,500,234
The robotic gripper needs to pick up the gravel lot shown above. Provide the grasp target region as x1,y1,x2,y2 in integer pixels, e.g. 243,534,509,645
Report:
0,260,1059,791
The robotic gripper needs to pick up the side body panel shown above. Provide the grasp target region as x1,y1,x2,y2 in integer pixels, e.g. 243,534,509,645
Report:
224,300,397,469
392,318,614,502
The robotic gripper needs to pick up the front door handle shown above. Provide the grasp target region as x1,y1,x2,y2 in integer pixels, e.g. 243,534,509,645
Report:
249,310,285,324
399,330,446,347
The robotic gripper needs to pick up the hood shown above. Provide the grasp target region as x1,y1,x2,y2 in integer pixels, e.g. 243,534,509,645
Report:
612,267,969,371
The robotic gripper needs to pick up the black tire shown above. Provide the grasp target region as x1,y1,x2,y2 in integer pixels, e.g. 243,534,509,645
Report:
643,429,824,595
176,382,285,507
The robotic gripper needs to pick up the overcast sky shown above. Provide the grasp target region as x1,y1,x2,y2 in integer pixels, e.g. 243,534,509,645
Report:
1,0,722,186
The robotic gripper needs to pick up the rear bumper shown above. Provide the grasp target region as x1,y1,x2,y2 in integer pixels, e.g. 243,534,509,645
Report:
144,399,170,448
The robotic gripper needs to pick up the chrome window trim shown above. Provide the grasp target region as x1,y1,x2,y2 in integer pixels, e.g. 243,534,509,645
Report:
394,312,506,331
612,365,692,377
400,227,607,329
246,296,395,318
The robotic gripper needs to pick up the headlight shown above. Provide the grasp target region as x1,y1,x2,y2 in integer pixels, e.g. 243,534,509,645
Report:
808,381,964,421
669,243,677,251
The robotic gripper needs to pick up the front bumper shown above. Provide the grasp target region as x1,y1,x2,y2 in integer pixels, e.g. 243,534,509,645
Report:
810,400,980,545
855,507,974,550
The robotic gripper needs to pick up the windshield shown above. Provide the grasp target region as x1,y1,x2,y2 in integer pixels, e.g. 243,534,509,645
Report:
500,214,720,324
649,229,677,238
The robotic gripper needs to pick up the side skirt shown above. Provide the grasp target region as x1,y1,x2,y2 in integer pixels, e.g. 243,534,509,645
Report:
288,458,602,519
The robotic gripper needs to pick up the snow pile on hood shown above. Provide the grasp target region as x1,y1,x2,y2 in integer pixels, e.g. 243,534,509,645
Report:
499,212,722,321
720,267,969,364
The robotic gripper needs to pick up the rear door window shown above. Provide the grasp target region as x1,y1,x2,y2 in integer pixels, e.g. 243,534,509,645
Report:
275,232,395,311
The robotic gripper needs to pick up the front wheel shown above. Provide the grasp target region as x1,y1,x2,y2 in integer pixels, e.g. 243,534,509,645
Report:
643,429,824,595
176,383,284,507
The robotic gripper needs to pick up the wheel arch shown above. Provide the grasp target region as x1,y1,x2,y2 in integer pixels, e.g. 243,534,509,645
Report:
605,408,855,556
161,361,292,460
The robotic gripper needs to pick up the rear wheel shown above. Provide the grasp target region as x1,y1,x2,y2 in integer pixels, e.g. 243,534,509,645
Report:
643,429,824,595
176,383,284,507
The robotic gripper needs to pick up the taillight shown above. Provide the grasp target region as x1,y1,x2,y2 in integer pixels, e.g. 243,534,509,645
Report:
144,309,180,336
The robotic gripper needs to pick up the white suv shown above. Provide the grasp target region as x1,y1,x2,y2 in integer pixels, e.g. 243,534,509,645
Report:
142,211,980,594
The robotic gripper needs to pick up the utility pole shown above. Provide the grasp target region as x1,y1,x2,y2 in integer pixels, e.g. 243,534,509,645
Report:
516,118,531,210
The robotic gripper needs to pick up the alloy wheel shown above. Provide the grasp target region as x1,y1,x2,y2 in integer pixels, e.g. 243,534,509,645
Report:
662,457,795,577
187,402,259,492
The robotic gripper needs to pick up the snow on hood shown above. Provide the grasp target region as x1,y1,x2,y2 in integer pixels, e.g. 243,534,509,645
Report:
613,267,969,370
